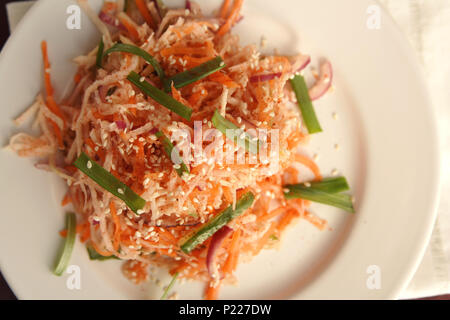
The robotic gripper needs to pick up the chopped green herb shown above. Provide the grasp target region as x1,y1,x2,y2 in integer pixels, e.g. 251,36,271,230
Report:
103,43,166,82
290,75,322,134
160,272,179,300
155,130,190,177
106,86,117,96
303,177,350,194
166,56,226,91
127,71,192,121
74,152,146,214
180,192,255,253
284,179,354,213
96,37,105,69
53,212,76,276
270,234,279,241
87,246,120,261
211,109,259,154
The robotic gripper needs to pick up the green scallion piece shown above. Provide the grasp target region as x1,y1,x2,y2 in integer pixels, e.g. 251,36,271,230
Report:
53,212,77,276
160,272,179,300
103,43,165,81
127,71,192,121
166,56,226,91
155,130,190,177
290,75,322,134
74,152,146,214
284,180,354,213
96,37,104,69
180,192,255,254
300,177,350,194
87,246,120,261
211,109,259,154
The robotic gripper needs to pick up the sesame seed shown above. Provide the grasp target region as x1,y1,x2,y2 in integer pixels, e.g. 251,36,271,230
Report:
86,161,92,169
334,144,340,150
117,188,124,194
331,169,339,176
219,61,225,67
139,77,145,82
137,209,145,215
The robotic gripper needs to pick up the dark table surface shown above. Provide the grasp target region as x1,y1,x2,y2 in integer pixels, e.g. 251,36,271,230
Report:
0,0,448,301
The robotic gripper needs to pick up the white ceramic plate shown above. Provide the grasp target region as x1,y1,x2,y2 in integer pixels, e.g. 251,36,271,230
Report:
0,0,440,299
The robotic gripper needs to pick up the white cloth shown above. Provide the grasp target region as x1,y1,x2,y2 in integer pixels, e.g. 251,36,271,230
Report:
5,0,450,299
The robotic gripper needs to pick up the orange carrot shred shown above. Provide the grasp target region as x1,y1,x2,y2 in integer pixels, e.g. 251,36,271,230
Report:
216,0,243,37
205,281,221,300
293,154,322,181
135,0,157,29
219,0,232,19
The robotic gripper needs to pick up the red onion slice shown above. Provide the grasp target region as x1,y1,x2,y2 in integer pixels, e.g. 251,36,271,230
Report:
309,60,333,101
293,54,311,73
99,11,126,31
115,121,127,130
250,72,282,83
206,226,233,277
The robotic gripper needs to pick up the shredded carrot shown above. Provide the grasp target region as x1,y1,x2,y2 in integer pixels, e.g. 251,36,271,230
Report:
222,228,241,275
48,118,64,149
283,166,300,185
59,223,86,238
110,202,122,251
61,192,72,207
303,211,328,230
118,14,140,42
188,86,208,108
80,222,90,243
160,42,215,58
41,41,65,121
259,206,286,222
293,154,322,181
135,0,156,29
74,73,81,84
277,209,299,234
205,281,221,300
253,221,277,255
171,83,191,107
219,0,232,19
91,240,114,257
208,72,240,88
216,0,243,37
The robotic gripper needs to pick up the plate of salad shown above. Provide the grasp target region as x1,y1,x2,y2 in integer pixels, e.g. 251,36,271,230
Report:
0,0,440,299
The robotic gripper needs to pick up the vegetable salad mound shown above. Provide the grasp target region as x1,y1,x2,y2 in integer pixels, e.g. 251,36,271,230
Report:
8,0,353,300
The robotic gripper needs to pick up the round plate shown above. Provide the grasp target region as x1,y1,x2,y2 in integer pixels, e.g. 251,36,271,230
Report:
0,0,440,299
